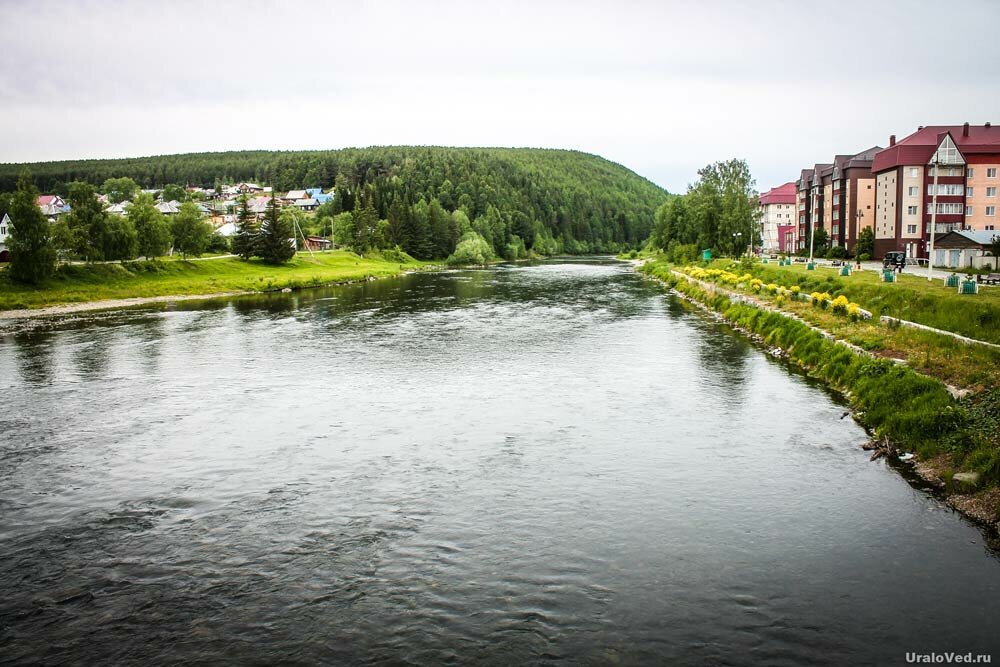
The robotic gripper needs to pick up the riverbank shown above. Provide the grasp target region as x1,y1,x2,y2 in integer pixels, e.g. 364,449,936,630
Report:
0,251,435,316
637,257,1000,532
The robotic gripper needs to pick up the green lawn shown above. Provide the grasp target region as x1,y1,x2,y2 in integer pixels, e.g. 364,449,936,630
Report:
732,261,1000,345
0,251,433,311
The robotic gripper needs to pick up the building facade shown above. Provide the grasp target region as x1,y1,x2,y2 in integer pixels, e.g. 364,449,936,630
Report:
758,182,797,253
871,123,1000,258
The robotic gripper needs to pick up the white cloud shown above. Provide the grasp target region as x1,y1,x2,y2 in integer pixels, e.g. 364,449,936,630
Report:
1,0,998,192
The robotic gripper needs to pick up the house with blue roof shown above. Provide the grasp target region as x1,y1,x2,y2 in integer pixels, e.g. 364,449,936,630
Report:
305,188,333,205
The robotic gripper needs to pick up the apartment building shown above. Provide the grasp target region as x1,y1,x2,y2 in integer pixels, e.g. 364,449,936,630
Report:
828,147,880,251
871,123,1000,258
758,182,797,252
796,165,831,252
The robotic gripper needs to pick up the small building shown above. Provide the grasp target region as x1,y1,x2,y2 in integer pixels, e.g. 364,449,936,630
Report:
305,188,333,205
294,198,319,211
0,209,11,262
284,189,308,202
305,236,332,250
930,229,999,270
236,182,265,194
156,200,181,215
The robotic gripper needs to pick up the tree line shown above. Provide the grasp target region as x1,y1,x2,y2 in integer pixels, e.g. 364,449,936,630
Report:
646,159,758,262
0,146,668,256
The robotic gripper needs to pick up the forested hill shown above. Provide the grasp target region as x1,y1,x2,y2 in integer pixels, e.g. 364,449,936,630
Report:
0,147,668,253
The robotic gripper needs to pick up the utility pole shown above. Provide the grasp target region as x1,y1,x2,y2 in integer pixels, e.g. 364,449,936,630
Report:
927,157,939,281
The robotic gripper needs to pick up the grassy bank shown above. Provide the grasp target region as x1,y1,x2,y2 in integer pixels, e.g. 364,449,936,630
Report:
640,257,1000,525
743,261,1000,345
0,251,433,312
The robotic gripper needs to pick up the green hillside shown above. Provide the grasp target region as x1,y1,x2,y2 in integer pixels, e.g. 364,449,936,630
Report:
0,147,668,255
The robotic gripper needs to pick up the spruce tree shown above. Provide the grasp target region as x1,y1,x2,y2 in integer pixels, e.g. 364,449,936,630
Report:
258,197,295,264
8,172,57,284
231,196,259,260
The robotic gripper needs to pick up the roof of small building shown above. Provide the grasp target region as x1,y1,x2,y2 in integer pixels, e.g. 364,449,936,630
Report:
37,194,61,206
872,125,1000,174
294,198,318,207
759,182,797,206
285,190,308,200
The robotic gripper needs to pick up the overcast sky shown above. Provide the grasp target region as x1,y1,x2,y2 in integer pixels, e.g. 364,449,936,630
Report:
1,0,998,193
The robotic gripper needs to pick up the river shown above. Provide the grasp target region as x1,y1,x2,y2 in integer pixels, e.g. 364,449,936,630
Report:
1,259,998,665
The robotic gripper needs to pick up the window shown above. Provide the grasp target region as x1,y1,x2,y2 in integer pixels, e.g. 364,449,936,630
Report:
966,206,973,216
910,168,919,177
967,187,974,197
0,225,6,235
987,225,996,230
988,187,997,197
927,184,964,196
908,186,919,196
926,203,964,215
967,168,974,178
907,206,918,215
906,224,917,234
988,206,997,216
988,168,997,178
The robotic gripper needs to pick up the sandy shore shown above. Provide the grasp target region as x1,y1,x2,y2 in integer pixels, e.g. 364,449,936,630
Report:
0,291,252,320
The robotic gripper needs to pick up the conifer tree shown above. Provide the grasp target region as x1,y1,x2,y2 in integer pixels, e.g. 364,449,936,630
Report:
258,197,295,264
231,196,259,260
8,172,56,284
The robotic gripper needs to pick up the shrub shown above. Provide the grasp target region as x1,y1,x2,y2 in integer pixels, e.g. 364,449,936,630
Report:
858,253,871,262
447,232,493,265
831,295,850,314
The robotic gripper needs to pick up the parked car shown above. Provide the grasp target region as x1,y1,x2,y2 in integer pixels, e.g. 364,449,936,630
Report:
883,251,906,269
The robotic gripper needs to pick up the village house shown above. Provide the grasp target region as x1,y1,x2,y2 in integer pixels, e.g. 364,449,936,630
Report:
306,188,333,205
36,194,68,220
283,190,309,203
0,209,11,262
930,229,999,270
294,198,319,211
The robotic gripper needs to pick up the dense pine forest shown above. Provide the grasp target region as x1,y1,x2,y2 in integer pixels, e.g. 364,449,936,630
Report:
0,147,668,255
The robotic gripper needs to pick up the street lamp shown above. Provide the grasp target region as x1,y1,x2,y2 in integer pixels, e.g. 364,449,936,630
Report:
927,156,940,282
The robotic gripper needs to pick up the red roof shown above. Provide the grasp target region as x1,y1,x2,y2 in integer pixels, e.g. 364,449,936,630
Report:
759,182,797,205
872,124,1000,173
37,194,60,206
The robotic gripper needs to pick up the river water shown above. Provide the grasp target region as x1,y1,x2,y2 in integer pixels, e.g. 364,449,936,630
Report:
1,259,998,665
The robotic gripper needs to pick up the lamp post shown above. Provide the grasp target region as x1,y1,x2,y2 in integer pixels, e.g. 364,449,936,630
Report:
733,232,742,259
927,156,940,281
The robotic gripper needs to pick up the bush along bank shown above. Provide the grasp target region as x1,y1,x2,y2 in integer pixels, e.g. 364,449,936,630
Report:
640,260,1000,530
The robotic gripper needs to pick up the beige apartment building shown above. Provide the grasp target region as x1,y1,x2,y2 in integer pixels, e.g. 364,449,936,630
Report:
871,123,1000,258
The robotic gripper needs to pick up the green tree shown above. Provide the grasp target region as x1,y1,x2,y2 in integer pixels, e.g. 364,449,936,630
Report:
332,211,355,248
854,226,875,259
102,215,139,261
351,192,377,252
101,177,140,204
171,201,211,258
160,184,187,202
231,196,259,260
990,233,1000,270
7,172,56,283
811,227,830,255
258,198,296,264
127,192,172,258
446,232,493,265
64,181,110,261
